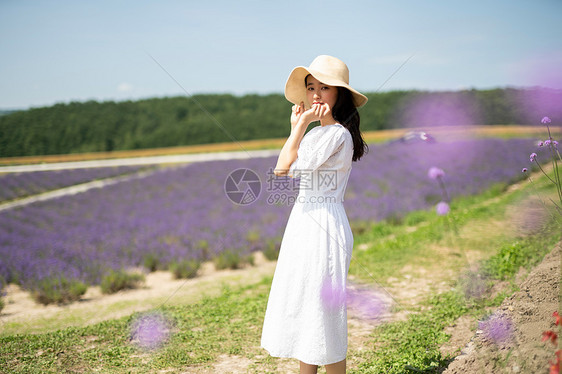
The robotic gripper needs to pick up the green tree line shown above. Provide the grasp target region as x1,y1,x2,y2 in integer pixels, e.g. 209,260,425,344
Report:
0,87,560,157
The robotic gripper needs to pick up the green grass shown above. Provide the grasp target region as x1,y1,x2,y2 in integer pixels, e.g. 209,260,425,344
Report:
350,179,558,284
0,279,273,373
0,175,559,373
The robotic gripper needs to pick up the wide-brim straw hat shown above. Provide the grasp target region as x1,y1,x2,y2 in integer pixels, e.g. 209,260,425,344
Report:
284,55,368,109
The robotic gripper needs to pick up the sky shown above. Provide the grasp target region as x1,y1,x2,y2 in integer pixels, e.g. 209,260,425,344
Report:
1,0,561,110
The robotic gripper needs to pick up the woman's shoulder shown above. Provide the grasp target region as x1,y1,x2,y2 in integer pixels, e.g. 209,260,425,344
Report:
317,123,351,139
306,123,349,142
329,123,352,139
316,123,345,132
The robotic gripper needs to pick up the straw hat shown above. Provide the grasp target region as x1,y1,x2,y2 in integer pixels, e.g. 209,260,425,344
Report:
284,55,368,109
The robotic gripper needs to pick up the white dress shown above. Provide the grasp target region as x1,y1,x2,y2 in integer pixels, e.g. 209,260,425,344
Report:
261,123,354,366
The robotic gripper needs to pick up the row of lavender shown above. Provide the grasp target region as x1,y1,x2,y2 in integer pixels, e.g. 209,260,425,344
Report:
0,137,546,293
0,165,148,202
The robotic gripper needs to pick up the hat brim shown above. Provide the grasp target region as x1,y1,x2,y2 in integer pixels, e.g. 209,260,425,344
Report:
284,66,368,109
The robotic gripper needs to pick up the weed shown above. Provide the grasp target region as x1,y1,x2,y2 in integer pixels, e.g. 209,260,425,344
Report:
100,269,145,294
169,259,200,279
262,239,280,261
31,276,88,305
214,250,254,270
142,253,161,272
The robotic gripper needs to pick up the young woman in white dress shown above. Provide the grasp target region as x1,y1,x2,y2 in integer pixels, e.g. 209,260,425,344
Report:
261,55,369,374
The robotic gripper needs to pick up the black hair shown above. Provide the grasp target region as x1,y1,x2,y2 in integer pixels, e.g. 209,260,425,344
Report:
304,74,368,161
332,86,369,162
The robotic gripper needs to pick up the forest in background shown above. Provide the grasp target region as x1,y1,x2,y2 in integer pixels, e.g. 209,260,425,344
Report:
1,87,560,157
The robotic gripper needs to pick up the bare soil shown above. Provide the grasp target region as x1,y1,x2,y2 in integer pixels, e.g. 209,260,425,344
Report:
443,243,561,374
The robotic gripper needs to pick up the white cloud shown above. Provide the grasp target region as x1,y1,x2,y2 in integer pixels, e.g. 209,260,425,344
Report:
117,82,134,92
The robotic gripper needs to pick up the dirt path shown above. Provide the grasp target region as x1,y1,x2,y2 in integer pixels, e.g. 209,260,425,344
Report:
0,168,161,212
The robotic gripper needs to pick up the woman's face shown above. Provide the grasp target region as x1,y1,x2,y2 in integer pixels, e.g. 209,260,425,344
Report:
305,75,338,110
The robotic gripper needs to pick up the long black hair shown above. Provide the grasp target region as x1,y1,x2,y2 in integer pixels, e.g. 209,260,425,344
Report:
332,86,368,162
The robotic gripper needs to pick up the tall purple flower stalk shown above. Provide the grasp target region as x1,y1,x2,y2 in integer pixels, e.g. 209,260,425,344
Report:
428,166,451,216
524,116,562,214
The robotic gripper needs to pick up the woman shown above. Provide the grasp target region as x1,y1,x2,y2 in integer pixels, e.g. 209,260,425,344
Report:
261,55,368,374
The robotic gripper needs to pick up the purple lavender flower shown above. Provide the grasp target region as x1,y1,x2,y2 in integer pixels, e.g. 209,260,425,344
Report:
0,138,552,292
522,168,528,173
479,313,513,345
554,140,559,147
538,141,544,147
428,167,445,180
130,312,172,350
530,152,537,162
436,201,450,215
544,139,552,147
541,116,552,124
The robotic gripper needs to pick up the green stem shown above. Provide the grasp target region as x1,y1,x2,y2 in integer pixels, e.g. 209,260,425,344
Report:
437,176,450,202
526,176,559,223
535,159,558,185
550,147,562,206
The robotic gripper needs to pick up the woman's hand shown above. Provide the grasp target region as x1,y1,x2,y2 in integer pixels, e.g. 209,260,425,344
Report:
290,102,305,129
290,102,332,132
301,103,332,124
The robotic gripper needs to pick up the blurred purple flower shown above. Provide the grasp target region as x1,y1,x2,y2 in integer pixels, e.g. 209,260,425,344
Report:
346,285,388,320
538,141,545,147
542,116,552,124
522,168,528,173
553,140,559,147
321,279,346,310
544,139,552,147
396,91,481,128
530,153,537,162
436,201,450,215
479,313,513,345
130,311,172,350
428,167,445,180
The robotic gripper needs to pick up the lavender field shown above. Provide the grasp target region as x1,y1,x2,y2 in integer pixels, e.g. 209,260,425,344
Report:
0,137,546,295
0,165,148,203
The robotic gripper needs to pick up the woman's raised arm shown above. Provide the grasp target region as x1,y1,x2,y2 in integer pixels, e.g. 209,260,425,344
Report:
274,102,328,176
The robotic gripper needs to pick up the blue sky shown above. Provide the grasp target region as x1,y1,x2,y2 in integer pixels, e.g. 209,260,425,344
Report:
1,0,561,109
